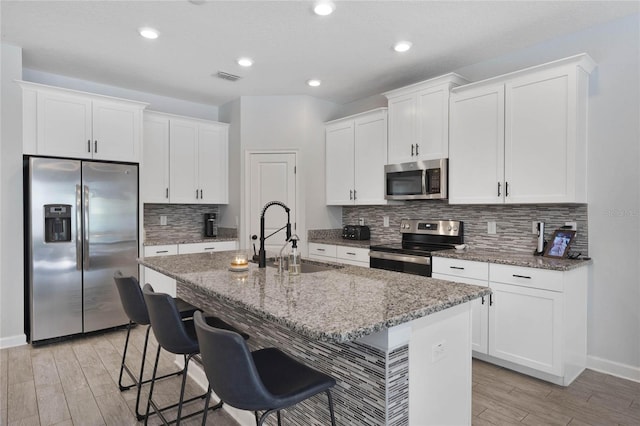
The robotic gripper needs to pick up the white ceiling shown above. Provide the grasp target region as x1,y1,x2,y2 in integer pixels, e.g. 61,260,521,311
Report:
2,1,638,106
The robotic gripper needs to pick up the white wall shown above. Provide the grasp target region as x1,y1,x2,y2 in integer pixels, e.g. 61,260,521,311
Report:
454,14,640,379
0,43,26,347
230,96,342,250
22,68,219,121
218,98,241,230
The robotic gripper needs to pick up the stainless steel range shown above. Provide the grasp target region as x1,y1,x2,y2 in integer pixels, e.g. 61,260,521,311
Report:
369,219,464,276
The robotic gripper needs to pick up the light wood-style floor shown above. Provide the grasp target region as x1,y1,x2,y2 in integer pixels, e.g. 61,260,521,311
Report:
1,325,639,425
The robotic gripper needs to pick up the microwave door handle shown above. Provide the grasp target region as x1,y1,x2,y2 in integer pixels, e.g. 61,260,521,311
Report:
422,169,428,195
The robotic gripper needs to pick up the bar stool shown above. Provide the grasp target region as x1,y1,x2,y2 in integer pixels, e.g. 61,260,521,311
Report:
113,273,198,421
193,311,337,426
142,284,249,425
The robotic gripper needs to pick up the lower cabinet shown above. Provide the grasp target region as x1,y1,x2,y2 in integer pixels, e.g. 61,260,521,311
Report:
308,242,369,268
142,241,238,296
433,257,587,385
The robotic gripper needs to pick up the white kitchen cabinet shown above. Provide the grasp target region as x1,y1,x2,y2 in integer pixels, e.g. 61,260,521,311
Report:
308,242,369,268
19,81,147,162
141,111,229,204
449,54,595,204
384,74,468,164
325,108,388,205
178,241,237,254
432,257,489,353
433,257,588,385
143,245,178,296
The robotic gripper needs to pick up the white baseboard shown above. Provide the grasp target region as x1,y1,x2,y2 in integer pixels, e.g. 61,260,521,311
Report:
587,355,640,383
0,334,27,349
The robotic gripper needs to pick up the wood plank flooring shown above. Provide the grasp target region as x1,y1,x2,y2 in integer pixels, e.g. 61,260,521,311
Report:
1,325,639,425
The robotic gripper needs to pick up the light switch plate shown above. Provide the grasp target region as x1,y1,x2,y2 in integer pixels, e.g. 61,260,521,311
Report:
383,216,389,227
487,221,497,234
160,215,167,226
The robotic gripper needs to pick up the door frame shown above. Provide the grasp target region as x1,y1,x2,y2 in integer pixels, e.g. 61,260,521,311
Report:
243,149,299,253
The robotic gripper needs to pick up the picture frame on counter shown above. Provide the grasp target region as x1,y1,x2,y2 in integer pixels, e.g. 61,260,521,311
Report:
544,229,576,258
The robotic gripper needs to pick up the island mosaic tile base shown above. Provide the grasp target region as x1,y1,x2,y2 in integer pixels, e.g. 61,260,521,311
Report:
344,202,588,255
180,283,410,426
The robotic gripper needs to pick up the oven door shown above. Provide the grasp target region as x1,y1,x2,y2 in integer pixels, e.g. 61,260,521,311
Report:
369,251,432,276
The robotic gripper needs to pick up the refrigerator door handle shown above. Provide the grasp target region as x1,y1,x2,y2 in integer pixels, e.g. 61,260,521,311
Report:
83,185,90,269
76,184,82,270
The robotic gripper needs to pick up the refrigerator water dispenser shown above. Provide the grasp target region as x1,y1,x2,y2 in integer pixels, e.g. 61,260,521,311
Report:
44,204,72,242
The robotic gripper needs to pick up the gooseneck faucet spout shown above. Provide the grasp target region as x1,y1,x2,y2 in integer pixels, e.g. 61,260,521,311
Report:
259,201,291,268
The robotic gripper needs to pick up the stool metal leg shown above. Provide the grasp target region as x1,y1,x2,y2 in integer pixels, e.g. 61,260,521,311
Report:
327,390,336,426
118,321,135,391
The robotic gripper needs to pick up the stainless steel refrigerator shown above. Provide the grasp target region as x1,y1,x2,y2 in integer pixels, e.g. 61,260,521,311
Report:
24,156,138,342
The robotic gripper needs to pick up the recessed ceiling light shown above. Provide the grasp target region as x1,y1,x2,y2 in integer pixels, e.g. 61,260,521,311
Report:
393,41,412,53
307,79,321,87
237,57,253,67
139,27,159,40
313,1,335,16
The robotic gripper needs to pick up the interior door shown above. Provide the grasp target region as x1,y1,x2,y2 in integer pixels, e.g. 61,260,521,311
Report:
247,152,297,259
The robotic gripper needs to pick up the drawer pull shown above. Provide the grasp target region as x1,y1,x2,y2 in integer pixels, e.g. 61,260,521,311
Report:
156,250,169,254
317,248,326,252
450,266,465,270
346,252,356,256
489,294,494,306
204,247,216,251
513,274,531,279
481,296,485,305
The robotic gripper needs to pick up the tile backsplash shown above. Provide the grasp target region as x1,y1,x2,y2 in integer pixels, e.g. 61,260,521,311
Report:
144,204,236,241
343,202,588,256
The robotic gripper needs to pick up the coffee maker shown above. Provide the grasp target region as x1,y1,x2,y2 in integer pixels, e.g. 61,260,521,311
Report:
204,213,217,237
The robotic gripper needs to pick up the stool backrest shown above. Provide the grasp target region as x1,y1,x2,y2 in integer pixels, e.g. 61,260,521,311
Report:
193,311,272,410
113,273,150,325
143,284,199,355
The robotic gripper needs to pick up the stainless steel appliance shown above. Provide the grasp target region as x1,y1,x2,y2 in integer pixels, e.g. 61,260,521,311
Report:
24,157,138,342
342,225,370,240
369,219,463,276
384,159,448,200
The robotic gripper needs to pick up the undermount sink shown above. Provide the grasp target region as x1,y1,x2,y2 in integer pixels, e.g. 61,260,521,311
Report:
260,259,343,274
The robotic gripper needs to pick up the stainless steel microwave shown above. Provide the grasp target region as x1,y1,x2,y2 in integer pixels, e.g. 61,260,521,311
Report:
384,159,448,200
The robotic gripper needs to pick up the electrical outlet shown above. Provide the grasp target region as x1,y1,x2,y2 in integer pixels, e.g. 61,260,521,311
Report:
532,221,538,234
487,221,496,234
432,340,447,363
160,215,167,226
358,218,365,226
383,216,389,227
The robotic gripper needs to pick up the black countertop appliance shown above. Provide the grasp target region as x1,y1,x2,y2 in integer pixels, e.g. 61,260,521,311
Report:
342,225,370,240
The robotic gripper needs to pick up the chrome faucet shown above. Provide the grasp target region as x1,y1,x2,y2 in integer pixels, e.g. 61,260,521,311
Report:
258,201,291,268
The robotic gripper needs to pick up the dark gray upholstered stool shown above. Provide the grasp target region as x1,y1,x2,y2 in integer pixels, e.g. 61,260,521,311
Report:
113,273,198,421
142,284,249,425
193,311,336,426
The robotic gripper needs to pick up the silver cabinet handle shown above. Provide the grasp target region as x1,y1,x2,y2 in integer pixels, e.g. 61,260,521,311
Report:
155,250,169,254
83,185,90,270
75,184,82,270
203,247,216,251
349,190,353,200
415,143,419,155
489,294,493,306
497,182,501,197
87,140,91,153
505,181,510,197
317,248,326,252
353,189,357,200
196,189,199,199
513,274,531,279
200,189,203,199
346,252,356,256
165,188,169,199
450,266,465,270
411,144,415,156
94,140,98,153
481,296,485,305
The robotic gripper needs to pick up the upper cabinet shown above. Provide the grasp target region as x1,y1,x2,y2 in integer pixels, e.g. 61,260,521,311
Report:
19,81,148,162
142,111,229,204
325,108,388,205
384,74,469,164
449,54,596,204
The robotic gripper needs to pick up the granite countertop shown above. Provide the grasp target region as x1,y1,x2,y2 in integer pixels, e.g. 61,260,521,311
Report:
144,237,238,246
433,248,592,271
139,252,490,343
308,237,375,249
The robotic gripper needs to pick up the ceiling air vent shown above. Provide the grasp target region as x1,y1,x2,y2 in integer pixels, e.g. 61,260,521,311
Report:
216,71,242,82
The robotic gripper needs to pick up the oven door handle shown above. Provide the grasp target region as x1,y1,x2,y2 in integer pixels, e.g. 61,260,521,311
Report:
368,251,431,265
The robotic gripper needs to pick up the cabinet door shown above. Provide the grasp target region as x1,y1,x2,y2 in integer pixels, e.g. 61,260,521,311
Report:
169,119,199,203
198,123,229,204
387,94,416,164
449,85,505,204
36,91,93,159
416,86,449,160
505,70,574,203
325,121,355,205
354,112,387,205
92,100,141,162
488,282,562,375
142,114,170,202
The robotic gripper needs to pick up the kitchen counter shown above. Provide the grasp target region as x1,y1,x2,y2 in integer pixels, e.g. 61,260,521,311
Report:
434,248,592,271
143,236,238,246
139,252,489,343
139,251,484,424
307,237,374,249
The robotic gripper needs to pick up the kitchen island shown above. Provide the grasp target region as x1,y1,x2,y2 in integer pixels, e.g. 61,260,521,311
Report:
140,252,490,426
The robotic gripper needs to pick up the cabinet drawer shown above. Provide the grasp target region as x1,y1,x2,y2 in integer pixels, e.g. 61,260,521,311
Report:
178,241,237,254
336,246,369,264
308,243,337,259
144,244,178,257
432,257,489,281
490,264,563,292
